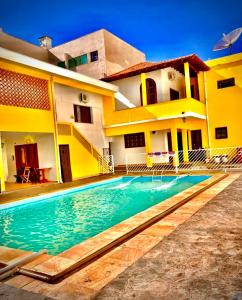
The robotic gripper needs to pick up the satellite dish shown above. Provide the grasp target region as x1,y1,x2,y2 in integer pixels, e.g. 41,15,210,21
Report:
213,27,242,54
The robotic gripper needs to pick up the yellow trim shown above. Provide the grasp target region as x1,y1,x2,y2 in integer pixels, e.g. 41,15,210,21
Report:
184,62,191,98
0,135,5,192
182,129,189,162
53,76,115,97
171,127,179,167
144,130,153,167
141,73,147,106
49,77,61,183
0,59,50,80
188,130,192,150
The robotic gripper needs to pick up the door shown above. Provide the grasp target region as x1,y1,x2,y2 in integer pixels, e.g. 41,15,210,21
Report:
140,78,157,105
190,130,205,161
15,143,39,171
191,130,202,149
177,132,184,162
59,145,72,182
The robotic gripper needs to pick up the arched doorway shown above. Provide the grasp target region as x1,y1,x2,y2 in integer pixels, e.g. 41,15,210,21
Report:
140,78,157,105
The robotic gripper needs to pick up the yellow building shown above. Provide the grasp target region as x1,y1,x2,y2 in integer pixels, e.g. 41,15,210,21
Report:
0,47,117,192
0,43,242,192
205,52,242,148
102,52,242,170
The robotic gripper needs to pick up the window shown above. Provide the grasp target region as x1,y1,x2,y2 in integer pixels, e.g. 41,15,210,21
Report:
124,133,145,148
90,50,98,62
215,127,228,139
68,58,76,69
170,88,179,100
75,54,88,66
57,61,66,68
74,105,92,123
217,78,235,89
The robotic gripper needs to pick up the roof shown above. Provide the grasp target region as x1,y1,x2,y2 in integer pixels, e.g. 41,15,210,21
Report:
0,47,118,93
102,54,209,82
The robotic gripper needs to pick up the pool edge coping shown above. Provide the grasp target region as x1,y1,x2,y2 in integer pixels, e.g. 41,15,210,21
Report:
17,173,227,282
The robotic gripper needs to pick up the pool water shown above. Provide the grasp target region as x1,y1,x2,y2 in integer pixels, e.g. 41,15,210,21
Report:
0,175,209,254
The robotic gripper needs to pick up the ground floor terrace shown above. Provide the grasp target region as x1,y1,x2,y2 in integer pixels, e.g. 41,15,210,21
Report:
108,118,242,174
0,172,241,299
0,131,58,193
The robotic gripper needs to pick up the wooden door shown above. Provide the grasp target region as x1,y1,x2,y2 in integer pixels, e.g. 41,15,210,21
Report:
191,130,202,149
15,143,39,171
140,78,157,106
59,145,72,182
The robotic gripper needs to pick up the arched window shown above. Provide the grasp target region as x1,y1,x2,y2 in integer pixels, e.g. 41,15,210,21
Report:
140,78,157,106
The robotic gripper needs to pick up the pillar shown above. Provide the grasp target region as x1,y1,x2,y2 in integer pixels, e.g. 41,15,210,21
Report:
49,77,62,183
0,134,6,192
184,62,191,98
140,73,147,106
201,128,208,149
188,130,192,150
182,129,189,162
171,127,179,167
144,130,152,167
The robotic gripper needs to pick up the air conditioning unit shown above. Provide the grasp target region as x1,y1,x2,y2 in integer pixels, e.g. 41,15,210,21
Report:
168,71,176,81
79,93,89,103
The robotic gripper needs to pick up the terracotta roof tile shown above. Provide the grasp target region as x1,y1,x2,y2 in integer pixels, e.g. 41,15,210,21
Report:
102,54,209,82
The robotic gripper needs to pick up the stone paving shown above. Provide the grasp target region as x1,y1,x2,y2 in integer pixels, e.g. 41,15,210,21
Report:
0,283,53,300
94,175,242,300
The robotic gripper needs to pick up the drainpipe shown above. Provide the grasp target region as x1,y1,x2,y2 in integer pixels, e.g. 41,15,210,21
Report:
203,72,211,149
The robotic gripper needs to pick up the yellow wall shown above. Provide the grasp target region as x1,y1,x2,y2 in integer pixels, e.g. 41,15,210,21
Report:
205,53,242,148
0,60,55,133
58,134,99,180
103,96,206,127
105,116,208,150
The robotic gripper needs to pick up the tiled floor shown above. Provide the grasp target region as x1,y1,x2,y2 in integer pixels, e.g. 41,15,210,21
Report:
0,174,117,204
2,173,240,299
94,173,242,299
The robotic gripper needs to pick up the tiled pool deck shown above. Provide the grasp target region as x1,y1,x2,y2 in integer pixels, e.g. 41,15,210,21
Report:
0,173,241,299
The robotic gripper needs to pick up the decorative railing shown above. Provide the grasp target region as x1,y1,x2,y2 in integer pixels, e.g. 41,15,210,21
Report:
125,147,242,173
98,155,114,174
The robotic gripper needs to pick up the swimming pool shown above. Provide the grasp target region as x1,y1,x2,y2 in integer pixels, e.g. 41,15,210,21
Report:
0,175,210,255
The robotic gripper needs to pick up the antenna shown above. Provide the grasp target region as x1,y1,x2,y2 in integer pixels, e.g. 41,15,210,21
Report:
213,27,242,54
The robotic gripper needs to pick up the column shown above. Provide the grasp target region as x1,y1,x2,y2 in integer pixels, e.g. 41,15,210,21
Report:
144,130,152,167
188,130,192,150
201,128,208,149
0,134,6,192
184,62,191,98
171,127,179,167
49,77,62,183
140,73,147,106
182,129,189,162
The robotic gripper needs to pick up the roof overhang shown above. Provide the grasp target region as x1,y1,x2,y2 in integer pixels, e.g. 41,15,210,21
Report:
104,112,206,128
103,54,210,82
0,47,118,93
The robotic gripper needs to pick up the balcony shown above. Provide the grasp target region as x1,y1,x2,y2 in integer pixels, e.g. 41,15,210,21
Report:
104,97,206,128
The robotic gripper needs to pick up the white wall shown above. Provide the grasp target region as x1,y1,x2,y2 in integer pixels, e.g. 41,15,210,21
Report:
111,130,168,166
113,67,186,110
54,83,108,152
2,132,57,182
50,30,106,79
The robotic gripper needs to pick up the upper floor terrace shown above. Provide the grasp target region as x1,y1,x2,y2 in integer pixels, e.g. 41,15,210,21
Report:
103,54,209,128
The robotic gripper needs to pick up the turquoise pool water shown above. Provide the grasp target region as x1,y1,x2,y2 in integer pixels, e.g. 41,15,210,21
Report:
0,175,209,254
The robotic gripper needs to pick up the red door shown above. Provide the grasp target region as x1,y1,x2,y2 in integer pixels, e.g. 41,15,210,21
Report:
15,143,39,171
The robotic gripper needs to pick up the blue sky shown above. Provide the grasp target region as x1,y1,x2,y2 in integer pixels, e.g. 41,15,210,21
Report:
0,0,241,61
